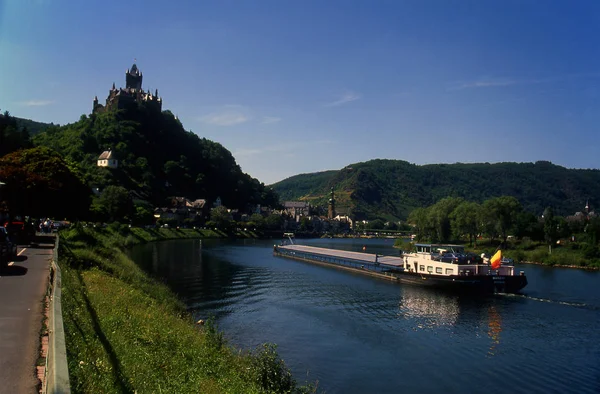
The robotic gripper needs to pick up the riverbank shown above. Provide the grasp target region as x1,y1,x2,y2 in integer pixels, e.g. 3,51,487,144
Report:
59,224,316,393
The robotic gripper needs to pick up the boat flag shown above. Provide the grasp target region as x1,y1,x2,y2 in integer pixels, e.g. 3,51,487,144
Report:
491,250,502,270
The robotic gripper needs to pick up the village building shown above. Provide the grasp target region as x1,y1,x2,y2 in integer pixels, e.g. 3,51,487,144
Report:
97,150,118,168
283,201,310,221
153,197,208,224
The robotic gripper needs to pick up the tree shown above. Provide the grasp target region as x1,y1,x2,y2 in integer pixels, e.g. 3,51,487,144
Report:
249,213,265,230
367,219,385,230
429,197,464,242
543,207,558,254
0,147,91,219
0,110,32,156
265,214,284,231
450,201,481,246
513,211,539,239
98,185,133,222
298,216,313,232
483,196,523,244
210,206,233,230
408,207,430,241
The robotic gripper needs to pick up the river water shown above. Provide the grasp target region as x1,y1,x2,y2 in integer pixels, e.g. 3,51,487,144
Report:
129,237,600,394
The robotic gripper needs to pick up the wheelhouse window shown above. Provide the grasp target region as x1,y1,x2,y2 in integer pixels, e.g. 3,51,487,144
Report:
436,267,443,274
420,265,425,271
445,268,454,275
427,266,433,273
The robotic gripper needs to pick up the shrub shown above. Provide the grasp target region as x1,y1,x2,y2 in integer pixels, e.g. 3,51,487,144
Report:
248,344,295,393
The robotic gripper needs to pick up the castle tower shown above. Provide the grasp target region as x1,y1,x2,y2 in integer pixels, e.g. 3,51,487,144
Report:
328,187,336,219
126,63,143,90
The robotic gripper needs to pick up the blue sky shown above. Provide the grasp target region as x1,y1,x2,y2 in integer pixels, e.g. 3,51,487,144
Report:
1,0,600,184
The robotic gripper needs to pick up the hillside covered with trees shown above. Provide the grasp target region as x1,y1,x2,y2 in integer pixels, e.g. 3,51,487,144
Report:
31,106,278,215
0,104,279,224
272,159,600,221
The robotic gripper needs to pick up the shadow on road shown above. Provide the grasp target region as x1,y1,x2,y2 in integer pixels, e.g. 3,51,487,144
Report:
26,244,55,250
0,265,28,276
11,255,28,263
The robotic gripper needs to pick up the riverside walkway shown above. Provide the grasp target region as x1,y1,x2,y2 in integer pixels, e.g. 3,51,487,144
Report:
0,236,55,393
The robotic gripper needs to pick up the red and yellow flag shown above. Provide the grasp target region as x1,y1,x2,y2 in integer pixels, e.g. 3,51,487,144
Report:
491,250,502,270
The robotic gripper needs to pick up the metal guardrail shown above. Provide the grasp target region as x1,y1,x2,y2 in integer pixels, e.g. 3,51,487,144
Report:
46,236,71,393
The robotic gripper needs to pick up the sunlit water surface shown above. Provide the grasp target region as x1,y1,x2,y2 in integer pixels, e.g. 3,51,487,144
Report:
130,238,600,394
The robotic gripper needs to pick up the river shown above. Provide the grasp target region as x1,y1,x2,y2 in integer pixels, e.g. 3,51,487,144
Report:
129,237,600,394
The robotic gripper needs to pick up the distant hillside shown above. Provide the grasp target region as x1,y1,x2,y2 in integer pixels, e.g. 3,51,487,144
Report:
15,117,55,136
33,107,278,210
271,159,600,220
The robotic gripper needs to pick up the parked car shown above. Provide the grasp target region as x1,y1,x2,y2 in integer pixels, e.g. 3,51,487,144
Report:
3,220,35,245
440,252,467,264
464,252,484,264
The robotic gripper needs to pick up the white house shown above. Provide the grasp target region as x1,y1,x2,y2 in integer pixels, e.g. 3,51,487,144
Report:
97,150,118,168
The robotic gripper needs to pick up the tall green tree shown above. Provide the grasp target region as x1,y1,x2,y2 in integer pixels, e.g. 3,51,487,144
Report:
429,197,464,242
483,196,523,244
98,185,133,222
0,110,33,156
543,207,558,254
450,201,481,246
408,207,430,241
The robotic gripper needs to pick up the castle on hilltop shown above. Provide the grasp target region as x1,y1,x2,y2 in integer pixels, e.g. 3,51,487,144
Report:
93,63,162,114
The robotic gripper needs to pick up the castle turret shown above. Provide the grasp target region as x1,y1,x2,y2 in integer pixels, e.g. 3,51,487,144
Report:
126,63,143,90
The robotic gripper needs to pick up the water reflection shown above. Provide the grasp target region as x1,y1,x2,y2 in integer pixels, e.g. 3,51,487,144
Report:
397,289,460,328
487,305,502,357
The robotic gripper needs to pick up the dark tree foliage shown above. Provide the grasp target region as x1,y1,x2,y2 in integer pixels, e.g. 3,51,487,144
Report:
272,159,600,221
0,147,91,219
14,116,54,136
98,185,133,222
0,110,34,156
33,106,279,211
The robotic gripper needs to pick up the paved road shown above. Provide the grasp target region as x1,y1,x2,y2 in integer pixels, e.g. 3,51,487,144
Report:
0,237,54,394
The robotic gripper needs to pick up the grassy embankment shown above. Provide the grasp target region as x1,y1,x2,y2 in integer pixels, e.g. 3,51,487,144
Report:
395,238,600,269
59,224,316,394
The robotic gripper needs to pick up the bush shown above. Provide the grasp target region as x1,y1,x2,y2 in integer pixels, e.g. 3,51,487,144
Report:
511,249,525,263
526,248,549,264
248,344,295,393
516,237,536,251
582,244,600,259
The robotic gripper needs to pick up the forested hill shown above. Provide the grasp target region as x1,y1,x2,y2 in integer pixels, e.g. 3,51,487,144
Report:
33,107,278,210
15,116,55,135
272,159,600,220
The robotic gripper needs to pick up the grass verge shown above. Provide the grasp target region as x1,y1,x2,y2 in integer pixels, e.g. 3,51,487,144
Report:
60,224,317,393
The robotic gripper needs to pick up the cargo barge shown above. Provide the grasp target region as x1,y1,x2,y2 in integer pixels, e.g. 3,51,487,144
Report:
273,242,527,294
